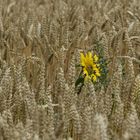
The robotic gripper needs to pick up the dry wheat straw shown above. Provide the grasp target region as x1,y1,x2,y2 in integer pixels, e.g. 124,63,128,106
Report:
0,0,140,139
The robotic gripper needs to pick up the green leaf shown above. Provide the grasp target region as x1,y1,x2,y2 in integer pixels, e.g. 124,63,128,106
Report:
75,64,81,67
75,76,84,87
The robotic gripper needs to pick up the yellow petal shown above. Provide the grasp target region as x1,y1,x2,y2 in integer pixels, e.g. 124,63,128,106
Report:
96,72,101,77
94,67,101,76
83,68,88,76
92,64,97,69
85,75,91,81
94,54,99,62
87,52,92,59
91,74,97,81
87,52,94,63
80,53,86,66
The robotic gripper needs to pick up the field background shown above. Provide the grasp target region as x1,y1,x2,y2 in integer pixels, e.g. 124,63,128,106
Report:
0,0,140,139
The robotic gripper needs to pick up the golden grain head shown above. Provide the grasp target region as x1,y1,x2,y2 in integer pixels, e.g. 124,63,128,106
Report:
0,0,140,140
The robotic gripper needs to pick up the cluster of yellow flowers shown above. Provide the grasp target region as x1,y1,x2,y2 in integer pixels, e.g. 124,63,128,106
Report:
80,52,101,82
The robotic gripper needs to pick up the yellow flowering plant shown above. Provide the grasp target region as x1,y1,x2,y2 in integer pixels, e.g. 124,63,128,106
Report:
80,52,101,82
75,51,103,94
75,45,109,94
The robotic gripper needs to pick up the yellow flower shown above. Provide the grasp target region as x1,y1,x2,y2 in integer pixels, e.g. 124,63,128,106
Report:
80,52,101,82
94,54,98,62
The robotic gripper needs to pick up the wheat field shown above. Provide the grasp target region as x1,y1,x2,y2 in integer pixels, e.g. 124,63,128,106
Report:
0,0,140,140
